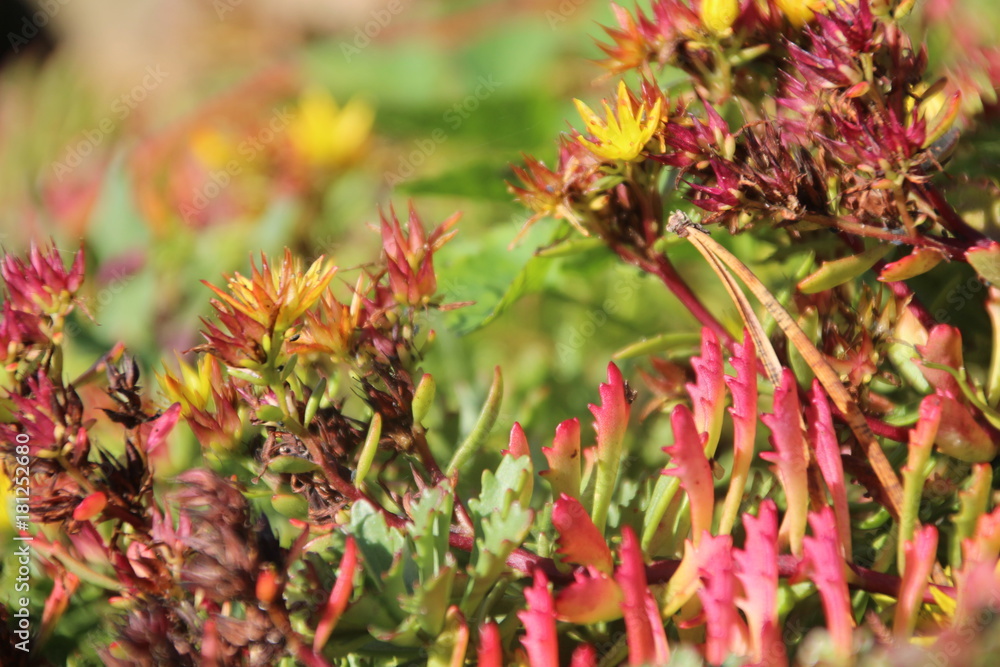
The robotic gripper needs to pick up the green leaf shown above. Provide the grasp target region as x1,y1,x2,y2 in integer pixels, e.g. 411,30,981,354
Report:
408,481,455,583
267,455,319,474
797,244,893,294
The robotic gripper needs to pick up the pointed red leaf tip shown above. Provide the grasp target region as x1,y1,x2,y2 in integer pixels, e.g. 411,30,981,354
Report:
696,534,747,664
73,491,107,521
40,571,79,646
802,507,854,659
760,369,810,556
894,524,939,639
725,329,758,446
616,526,669,666
503,422,530,459
734,500,786,667
569,643,598,667
589,362,631,451
686,327,725,454
478,621,503,667
541,418,582,500
313,536,359,652
662,404,714,546
552,494,614,574
808,381,851,557
518,570,559,667
915,325,997,462
554,566,623,623
145,403,181,457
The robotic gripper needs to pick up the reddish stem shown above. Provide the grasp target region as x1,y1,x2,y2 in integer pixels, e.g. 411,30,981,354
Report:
616,246,735,349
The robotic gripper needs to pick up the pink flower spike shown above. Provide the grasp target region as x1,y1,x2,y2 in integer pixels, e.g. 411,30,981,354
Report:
893,525,939,639
719,329,758,535
541,418,582,500
503,422,530,459
686,327,725,457
662,404,714,546
803,507,854,659
616,526,668,665
761,369,810,556
477,622,503,667
313,536,359,652
734,500,786,667
518,570,559,667
589,362,632,533
552,494,614,574
808,381,851,557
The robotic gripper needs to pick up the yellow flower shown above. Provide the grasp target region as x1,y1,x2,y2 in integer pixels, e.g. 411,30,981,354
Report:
190,128,235,169
157,354,219,416
205,249,337,334
700,0,740,35
574,81,662,162
288,87,375,168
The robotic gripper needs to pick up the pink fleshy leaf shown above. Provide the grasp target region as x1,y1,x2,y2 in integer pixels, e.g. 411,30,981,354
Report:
615,527,668,665
915,324,964,395
554,567,624,623
963,507,1000,566
893,525,939,638
503,422,530,459
807,381,851,557
734,500,786,666
589,362,632,532
569,644,598,667
802,507,854,659
686,327,725,456
478,621,503,667
696,533,747,664
662,404,714,546
541,418,582,500
518,570,559,667
719,330,758,534
313,537,359,651
145,402,182,456
552,494,614,574
760,369,810,556
73,491,108,522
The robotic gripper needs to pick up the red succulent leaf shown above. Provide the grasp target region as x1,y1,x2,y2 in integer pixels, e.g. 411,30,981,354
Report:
144,403,182,458
541,418,582,500
517,570,559,667
552,494,614,574
40,569,79,644
894,525,939,638
615,526,669,665
761,369,810,556
73,492,108,522
554,566,623,624
313,536,359,651
802,507,854,659
477,621,503,667
589,362,632,532
569,644,598,667
807,381,851,556
503,422,530,459
734,500,785,667
963,507,1000,566
686,327,725,456
662,404,714,546
915,324,965,395
719,330,758,534
697,533,749,664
